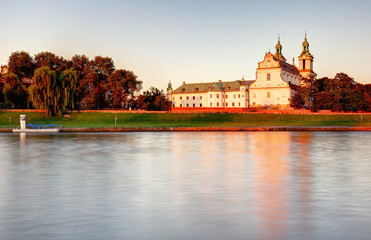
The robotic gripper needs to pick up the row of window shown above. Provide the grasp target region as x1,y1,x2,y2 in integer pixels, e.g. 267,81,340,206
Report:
175,94,245,101
252,92,286,98
178,102,243,107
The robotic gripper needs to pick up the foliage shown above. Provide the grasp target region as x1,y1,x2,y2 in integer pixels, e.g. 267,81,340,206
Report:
134,87,171,111
107,69,142,108
81,56,115,109
70,55,90,109
8,51,35,80
29,67,77,116
292,73,371,112
2,73,28,108
34,52,67,73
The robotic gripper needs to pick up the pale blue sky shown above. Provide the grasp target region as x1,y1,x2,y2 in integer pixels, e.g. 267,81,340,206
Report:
1,0,371,91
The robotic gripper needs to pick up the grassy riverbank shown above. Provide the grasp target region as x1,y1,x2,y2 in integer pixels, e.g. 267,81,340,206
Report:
1,111,370,128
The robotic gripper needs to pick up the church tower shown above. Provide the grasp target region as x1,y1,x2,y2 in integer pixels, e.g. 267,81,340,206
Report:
298,33,316,79
166,81,173,100
274,36,286,61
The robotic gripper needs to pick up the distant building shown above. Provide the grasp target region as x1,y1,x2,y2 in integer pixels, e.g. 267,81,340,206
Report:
168,34,316,109
170,78,253,108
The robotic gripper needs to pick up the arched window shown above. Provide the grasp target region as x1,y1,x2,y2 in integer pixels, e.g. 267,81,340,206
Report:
267,92,270,98
267,73,271,81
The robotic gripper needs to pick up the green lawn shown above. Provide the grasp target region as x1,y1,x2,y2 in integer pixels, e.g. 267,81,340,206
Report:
1,111,369,128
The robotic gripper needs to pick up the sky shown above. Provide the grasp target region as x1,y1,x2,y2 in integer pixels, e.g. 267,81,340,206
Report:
1,0,371,91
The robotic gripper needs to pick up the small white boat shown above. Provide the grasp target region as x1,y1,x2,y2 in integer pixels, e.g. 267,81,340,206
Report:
12,115,61,133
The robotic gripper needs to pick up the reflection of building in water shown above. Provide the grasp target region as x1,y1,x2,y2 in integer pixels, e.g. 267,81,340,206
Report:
249,132,291,239
290,132,313,233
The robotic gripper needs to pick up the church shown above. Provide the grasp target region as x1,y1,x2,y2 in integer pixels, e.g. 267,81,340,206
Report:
167,34,316,109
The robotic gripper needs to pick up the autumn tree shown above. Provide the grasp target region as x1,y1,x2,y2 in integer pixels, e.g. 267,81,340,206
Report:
8,51,35,80
2,73,28,108
134,87,171,111
34,52,67,73
106,69,142,108
292,73,371,112
70,54,90,109
29,67,77,116
82,56,115,109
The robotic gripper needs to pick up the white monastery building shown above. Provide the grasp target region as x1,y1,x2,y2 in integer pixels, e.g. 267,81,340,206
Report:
168,34,316,109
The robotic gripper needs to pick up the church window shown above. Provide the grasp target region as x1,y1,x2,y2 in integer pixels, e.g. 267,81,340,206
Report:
226,103,228,107
200,96,202,100
303,60,306,69
210,94,212,98
217,94,219,98
180,96,182,100
267,73,271,81
187,96,189,100
193,103,195,107
200,103,202,107
232,102,235,107
234,94,236,98
238,94,240,98
226,95,228,99
173,104,175,107
193,96,195,100
186,104,189,107
267,92,270,98
180,104,183,107
217,102,219,107
210,103,212,107
239,102,241,107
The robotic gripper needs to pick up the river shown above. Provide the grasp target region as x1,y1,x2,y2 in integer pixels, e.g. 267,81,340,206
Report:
0,132,371,240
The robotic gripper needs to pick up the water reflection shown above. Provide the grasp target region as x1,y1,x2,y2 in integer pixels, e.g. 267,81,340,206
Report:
0,132,371,240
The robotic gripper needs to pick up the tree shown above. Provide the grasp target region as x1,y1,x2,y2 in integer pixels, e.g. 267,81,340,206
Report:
134,87,172,111
29,67,77,116
34,52,67,73
82,56,115,109
8,51,34,80
2,73,27,108
292,73,371,112
70,54,90,109
106,69,142,108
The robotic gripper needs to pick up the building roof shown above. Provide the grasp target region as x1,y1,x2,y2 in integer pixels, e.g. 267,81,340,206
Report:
274,56,300,75
172,80,254,94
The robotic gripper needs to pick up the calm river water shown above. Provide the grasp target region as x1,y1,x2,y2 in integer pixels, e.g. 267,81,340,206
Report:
1,132,371,240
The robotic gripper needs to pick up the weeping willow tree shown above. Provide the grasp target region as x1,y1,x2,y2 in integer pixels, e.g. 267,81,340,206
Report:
29,67,77,116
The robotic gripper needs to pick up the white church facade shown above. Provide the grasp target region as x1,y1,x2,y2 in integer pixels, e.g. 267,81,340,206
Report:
168,34,315,109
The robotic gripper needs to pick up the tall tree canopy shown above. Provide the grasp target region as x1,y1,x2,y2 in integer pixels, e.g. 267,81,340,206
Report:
107,69,142,108
29,67,77,116
2,72,28,108
82,56,115,109
34,52,67,73
8,51,34,80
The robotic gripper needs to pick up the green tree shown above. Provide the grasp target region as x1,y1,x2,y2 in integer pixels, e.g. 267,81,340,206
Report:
2,73,27,108
29,67,77,116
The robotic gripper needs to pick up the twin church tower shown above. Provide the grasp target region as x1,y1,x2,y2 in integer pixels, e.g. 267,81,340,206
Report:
168,34,316,109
